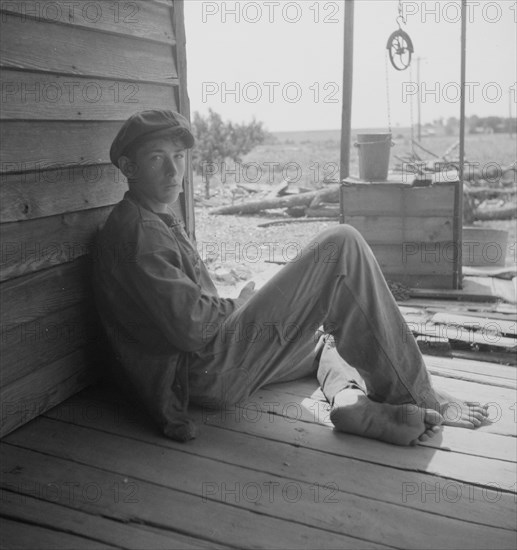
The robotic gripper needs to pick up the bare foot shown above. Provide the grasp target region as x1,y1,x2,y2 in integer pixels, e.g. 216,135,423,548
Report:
422,389,489,428
330,389,443,446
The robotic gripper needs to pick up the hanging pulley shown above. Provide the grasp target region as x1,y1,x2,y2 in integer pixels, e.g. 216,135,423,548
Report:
386,1,414,71
386,29,414,71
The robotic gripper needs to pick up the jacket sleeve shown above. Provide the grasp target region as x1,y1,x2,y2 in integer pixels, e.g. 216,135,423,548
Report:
112,220,243,352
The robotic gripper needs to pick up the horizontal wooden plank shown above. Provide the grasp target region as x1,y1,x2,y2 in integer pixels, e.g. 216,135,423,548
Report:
1,301,100,387
466,276,517,305
1,167,187,221
369,244,456,283
0,259,90,325
463,266,517,279
347,215,453,244
0,1,175,44
0,11,178,83
401,308,517,338
341,184,457,216
1,163,126,221
410,323,516,351
1,121,121,171
391,274,455,289
0,491,227,550
423,355,517,382
0,516,115,550
394,274,455,290
424,365,516,389
6,416,516,550
446,349,517,366
0,69,178,121
403,299,517,318
0,206,112,281
0,347,97,437
371,243,456,272
1,166,126,223
0,443,380,550
45,386,517,530
409,287,500,303
430,376,517,437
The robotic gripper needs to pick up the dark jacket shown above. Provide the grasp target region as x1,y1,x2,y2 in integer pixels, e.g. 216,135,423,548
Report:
93,192,243,440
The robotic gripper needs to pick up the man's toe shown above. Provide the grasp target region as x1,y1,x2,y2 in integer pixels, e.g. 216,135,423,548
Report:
424,409,444,426
458,418,476,429
470,416,483,427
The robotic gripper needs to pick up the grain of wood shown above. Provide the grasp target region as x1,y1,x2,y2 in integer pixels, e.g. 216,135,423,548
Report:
0,348,97,436
0,1,175,43
0,12,178,83
0,491,226,550
0,69,177,122
42,386,517,530
0,443,380,550
4,418,515,550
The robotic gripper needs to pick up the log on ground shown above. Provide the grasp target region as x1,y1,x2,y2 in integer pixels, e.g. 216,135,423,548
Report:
210,185,340,215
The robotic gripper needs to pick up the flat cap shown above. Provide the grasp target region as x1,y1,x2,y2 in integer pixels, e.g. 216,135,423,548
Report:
110,109,195,167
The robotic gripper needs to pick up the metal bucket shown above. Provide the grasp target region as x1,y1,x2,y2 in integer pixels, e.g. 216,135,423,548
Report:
355,133,392,181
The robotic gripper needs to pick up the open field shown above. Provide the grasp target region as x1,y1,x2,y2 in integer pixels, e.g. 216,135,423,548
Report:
194,129,515,194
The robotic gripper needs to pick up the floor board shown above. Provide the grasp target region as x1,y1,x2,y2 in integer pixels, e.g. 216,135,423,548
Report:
42,388,517,530
1,362,516,549
0,489,226,550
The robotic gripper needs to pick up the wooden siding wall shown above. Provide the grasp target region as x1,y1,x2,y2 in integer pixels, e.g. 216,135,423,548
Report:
0,0,194,436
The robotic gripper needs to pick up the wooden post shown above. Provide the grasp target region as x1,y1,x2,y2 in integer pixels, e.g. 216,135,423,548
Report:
172,0,196,240
340,0,354,181
416,57,422,142
455,0,466,289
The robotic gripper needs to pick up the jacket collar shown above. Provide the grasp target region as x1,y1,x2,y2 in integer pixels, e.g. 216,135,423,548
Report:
124,190,181,228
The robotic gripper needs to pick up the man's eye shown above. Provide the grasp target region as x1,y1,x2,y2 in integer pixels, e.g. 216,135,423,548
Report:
175,153,185,159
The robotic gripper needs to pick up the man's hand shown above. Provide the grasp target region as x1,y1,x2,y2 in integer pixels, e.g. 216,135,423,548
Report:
237,281,256,304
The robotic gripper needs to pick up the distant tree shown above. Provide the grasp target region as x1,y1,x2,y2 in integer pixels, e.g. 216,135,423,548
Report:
192,109,268,198
483,116,503,133
468,115,480,134
444,116,459,136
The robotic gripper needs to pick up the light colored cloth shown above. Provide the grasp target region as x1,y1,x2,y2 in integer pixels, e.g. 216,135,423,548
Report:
188,225,434,409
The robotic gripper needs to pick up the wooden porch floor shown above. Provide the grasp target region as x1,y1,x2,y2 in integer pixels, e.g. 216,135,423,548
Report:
1,348,516,549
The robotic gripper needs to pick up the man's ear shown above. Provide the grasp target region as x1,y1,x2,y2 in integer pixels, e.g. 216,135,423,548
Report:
118,156,139,179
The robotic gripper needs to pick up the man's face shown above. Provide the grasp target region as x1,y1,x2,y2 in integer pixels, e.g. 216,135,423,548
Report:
128,137,186,210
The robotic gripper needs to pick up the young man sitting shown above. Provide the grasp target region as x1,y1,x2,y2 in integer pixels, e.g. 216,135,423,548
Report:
94,109,488,444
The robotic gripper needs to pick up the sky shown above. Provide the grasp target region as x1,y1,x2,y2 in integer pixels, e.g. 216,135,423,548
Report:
183,0,517,132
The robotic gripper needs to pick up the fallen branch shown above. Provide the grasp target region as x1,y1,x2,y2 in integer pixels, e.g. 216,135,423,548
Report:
412,140,440,159
465,187,517,198
473,202,517,221
264,180,290,200
306,205,340,218
443,141,460,159
210,184,340,215
309,186,341,207
258,217,338,228
463,163,516,181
